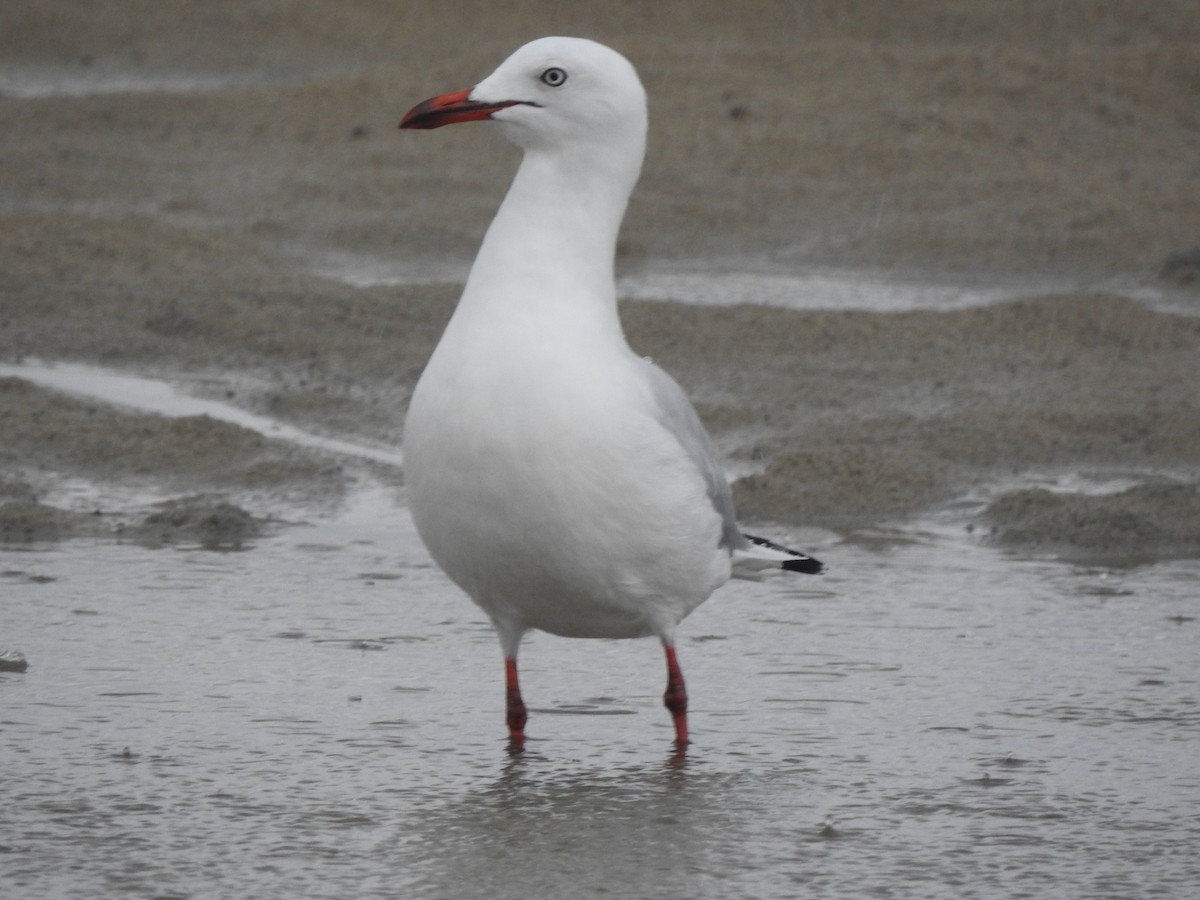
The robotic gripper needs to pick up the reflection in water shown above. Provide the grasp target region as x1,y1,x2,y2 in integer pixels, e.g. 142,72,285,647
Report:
403,761,724,898
3,492,1198,898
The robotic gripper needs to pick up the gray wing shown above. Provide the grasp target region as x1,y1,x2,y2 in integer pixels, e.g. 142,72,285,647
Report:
635,357,747,551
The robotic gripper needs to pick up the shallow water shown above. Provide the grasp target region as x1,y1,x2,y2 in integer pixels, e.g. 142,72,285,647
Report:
4,480,1198,899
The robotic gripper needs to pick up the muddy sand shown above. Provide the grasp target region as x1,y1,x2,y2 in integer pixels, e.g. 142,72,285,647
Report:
1,1,1198,562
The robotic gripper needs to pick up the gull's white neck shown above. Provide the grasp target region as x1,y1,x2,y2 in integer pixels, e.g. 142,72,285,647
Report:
455,136,643,345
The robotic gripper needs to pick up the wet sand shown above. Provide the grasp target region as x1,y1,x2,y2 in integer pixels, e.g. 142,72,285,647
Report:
2,0,1199,560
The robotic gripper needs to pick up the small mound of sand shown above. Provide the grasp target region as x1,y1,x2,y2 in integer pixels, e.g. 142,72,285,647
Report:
0,649,29,673
0,494,267,549
134,497,263,550
0,499,76,543
979,481,1200,565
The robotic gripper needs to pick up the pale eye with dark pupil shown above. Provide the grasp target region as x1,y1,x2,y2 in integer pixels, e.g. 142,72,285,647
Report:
540,67,567,87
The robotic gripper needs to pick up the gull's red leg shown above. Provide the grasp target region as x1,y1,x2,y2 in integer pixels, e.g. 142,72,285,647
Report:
505,656,527,753
662,643,689,750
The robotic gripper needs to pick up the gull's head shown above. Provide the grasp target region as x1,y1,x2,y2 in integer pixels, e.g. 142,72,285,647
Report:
400,37,647,155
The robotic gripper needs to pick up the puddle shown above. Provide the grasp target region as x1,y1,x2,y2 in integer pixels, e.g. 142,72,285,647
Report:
618,264,1027,311
314,252,471,289
314,252,1028,311
312,251,1192,315
0,359,403,467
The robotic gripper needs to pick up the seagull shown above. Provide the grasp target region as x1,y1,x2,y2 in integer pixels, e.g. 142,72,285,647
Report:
399,36,823,754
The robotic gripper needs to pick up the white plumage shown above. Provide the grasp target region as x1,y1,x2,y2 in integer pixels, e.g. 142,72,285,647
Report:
400,37,822,752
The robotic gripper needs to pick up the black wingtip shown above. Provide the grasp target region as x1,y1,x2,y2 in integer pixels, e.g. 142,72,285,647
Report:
782,556,825,575
744,533,826,575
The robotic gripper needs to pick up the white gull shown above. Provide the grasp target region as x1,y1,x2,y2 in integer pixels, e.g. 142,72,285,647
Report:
399,36,823,753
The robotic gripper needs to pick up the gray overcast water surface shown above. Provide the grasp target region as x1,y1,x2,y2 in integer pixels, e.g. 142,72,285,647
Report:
4,484,1198,899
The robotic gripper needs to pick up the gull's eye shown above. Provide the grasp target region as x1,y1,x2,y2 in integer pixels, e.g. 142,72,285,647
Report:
539,67,568,87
